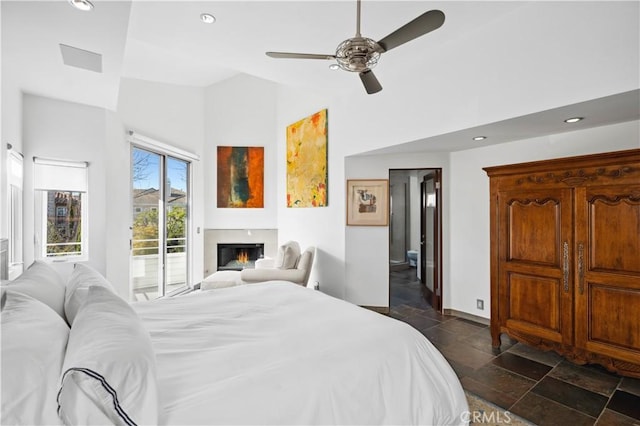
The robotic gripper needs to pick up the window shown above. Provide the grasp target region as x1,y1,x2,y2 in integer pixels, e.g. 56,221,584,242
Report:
33,158,88,261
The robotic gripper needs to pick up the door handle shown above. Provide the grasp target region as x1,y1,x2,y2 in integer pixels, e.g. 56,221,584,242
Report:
562,241,569,293
578,243,585,295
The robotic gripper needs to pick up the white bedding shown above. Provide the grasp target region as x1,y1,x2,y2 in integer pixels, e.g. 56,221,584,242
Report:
133,281,468,425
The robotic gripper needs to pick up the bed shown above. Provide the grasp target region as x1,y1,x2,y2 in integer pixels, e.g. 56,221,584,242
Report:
1,261,468,425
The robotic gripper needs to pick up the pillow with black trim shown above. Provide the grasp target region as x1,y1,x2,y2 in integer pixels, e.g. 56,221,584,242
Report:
57,286,158,425
1,260,66,319
1,291,68,425
64,263,115,325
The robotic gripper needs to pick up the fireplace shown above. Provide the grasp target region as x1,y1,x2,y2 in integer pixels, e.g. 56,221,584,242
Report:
217,243,264,271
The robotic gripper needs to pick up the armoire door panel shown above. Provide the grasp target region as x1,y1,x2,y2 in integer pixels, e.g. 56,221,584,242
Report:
506,198,561,265
586,187,640,275
588,283,640,351
506,272,560,332
497,188,573,345
575,184,640,367
500,190,572,267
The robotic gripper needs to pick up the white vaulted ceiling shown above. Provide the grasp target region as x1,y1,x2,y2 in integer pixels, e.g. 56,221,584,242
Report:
2,0,131,110
2,1,639,152
0,1,542,109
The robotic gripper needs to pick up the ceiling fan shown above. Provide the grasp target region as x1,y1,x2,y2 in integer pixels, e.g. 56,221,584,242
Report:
266,0,445,94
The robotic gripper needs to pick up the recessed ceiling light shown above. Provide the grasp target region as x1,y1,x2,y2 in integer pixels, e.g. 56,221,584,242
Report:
564,117,583,123
329,64,340,70
68,0,94,11
200,13,216,24
473,136,487,141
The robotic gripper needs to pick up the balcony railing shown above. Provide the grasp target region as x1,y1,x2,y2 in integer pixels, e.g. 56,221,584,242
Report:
131,237,187,301
45,242,82,257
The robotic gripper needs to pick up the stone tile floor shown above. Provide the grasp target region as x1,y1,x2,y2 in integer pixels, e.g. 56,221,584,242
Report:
389,267,640,426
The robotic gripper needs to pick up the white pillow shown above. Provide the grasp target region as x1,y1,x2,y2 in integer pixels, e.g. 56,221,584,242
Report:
1,260,66,319
64,263,115,325
57,286,158,426
1,291,68,425
274,241,300,269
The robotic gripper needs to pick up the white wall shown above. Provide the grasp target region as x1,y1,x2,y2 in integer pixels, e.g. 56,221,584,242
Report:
0,137,5,242
202,75,355,297
449,120,640,319
275,88,349,298
104,110,130,295
345,152,451,307
203,74,278,230
341,121,639,314
0,0,3,240
116,78,206,290
270,1,638,304
1,19,23,241
271,1,639,160
22,94,108,282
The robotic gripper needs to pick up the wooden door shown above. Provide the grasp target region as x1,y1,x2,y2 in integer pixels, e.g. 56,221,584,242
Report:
574,184,640,369
497,188,574,345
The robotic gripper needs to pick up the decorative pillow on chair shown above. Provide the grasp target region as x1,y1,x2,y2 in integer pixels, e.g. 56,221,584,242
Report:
57,286,158,426
64,263,115,325
274,241,300,270
1,291,68,425
0,260,66,319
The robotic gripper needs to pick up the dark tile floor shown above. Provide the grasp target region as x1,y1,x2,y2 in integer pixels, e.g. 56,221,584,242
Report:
389,267,640,426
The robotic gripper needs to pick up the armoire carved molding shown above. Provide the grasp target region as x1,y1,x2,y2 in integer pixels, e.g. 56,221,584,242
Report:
484,149,640,378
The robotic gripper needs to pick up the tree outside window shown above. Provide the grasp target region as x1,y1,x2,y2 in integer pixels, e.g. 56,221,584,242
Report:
45,191,82,256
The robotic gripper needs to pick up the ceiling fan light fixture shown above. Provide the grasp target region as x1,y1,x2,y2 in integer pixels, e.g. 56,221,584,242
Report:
564,117,583,123
335,37,381,72
68,0,93,11
329,64,340,70
200,13,216,24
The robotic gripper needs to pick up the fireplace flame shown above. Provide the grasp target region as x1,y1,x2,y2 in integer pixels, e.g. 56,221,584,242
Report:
237,250,249,264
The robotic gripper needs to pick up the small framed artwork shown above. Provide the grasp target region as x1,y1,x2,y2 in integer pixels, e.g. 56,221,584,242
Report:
346,179,389,226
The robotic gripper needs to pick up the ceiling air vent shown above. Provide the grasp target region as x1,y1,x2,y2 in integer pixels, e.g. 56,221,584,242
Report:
59,44,102,73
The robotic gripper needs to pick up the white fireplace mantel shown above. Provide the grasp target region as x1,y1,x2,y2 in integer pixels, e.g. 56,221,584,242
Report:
203,229,278,277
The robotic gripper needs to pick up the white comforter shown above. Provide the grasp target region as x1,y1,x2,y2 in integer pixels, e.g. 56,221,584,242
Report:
133,281,468,425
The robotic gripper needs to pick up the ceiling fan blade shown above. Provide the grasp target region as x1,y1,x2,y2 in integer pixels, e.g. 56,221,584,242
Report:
377,10,445,52
359,70,382,94
266,52,336,60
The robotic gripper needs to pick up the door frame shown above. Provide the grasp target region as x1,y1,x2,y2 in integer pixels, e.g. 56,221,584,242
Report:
388,168,443,313
130,144,193,300
421,170,442,312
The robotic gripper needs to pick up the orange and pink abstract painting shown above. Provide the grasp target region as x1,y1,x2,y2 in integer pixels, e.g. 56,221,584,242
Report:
286,109,328,208
217,146,264,208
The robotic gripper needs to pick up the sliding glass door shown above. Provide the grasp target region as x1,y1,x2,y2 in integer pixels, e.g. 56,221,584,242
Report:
131,146,189,300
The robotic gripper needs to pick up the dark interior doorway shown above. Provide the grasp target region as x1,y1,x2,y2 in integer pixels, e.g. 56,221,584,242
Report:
388,168,442,313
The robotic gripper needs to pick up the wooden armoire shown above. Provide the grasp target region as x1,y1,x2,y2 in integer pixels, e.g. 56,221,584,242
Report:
484,149,640,378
